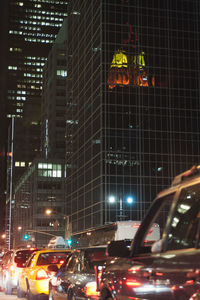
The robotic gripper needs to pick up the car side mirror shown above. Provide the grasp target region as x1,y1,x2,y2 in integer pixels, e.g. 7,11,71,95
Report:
48,264,59,273
107,240,131,257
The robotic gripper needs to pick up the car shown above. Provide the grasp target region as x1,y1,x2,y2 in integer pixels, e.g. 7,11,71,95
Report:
98,165,200,300
0,247,38,295
18,248,71,299
49,246,107,300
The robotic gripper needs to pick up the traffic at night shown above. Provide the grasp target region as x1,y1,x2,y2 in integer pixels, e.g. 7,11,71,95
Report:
0,0,199,299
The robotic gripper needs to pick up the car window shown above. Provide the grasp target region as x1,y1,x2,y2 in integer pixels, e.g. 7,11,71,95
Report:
66,254,79,271
26,253,36,267
37,252,69,266
133,193,174,254
14,250,34,264
166,183,200,250
84,248,106,272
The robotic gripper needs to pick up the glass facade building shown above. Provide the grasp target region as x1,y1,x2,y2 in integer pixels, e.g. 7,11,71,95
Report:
7,0,67,119
6,0,68,180
66,0,200,234
42,19,67,160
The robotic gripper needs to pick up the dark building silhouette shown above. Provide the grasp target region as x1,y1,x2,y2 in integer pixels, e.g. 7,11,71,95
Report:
41,19,67,160
66,0,200,234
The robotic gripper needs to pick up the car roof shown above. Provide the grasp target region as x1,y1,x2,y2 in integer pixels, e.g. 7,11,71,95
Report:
156,170,200,200
36,249,71,254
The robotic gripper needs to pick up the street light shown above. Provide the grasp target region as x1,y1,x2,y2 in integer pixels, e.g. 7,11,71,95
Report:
44,209,71,241
108,194,134,220
127,196,133,204
45,208,52,216
108,196,115,203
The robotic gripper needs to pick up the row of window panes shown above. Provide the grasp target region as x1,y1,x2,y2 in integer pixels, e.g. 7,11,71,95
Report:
8,96,26,101
38,163,62,170
7,114,22,118
32,0,66,4
24,38,54,43
57,70,67,77
26,56,47,61
25,9,67,16
9,30,58,38
15,161,25,167
38,170,62,178
24,73,42,78
28,16,64,21
9,48,22,52
25,62,45,66
8,66,17,70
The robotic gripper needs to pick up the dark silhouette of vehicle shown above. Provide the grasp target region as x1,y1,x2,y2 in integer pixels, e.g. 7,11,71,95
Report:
49,246,107,300
99,165,200,300
0,247,38,295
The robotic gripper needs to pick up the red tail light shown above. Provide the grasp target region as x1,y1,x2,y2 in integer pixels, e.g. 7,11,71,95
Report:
36,269,49,280
59,259,65,265
125,279,142,287
84,281,100,296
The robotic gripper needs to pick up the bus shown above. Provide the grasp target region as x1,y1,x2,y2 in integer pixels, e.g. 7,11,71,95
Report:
71,220,160,248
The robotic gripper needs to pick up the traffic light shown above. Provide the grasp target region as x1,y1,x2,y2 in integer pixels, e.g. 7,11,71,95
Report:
67,239,72,247
24,234,29,240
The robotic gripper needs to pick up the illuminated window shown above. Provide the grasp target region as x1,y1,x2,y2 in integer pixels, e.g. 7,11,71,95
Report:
15,161,25,167
57,70,67,77
38,163,62,177
8,66,17,70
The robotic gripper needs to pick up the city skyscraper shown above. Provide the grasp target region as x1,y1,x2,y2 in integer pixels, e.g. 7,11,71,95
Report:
66,0,200,234
5,0,67,183
2,0,67,242
12,22,68,249
6,0,67,119
41,19,67,160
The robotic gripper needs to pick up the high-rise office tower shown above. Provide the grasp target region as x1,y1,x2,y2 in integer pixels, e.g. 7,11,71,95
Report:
42,19,67,160
6,0,67,183
66,0,200,234
12,22,68,249
3,0,67,245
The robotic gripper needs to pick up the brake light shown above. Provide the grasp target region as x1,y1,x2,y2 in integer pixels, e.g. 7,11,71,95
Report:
36,269,49,280
84,281,100,296
125,279,142,287
59,259,65,265
30,247,37,251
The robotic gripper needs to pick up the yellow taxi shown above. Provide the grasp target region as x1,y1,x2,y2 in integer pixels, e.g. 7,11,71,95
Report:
17,249,71,299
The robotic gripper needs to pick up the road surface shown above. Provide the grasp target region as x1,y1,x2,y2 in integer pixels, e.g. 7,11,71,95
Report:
0,291,26,300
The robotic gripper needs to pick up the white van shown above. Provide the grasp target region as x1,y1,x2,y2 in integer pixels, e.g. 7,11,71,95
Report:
47,236,66,249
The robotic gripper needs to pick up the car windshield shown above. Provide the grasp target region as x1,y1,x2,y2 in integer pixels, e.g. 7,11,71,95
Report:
37,252,69,266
